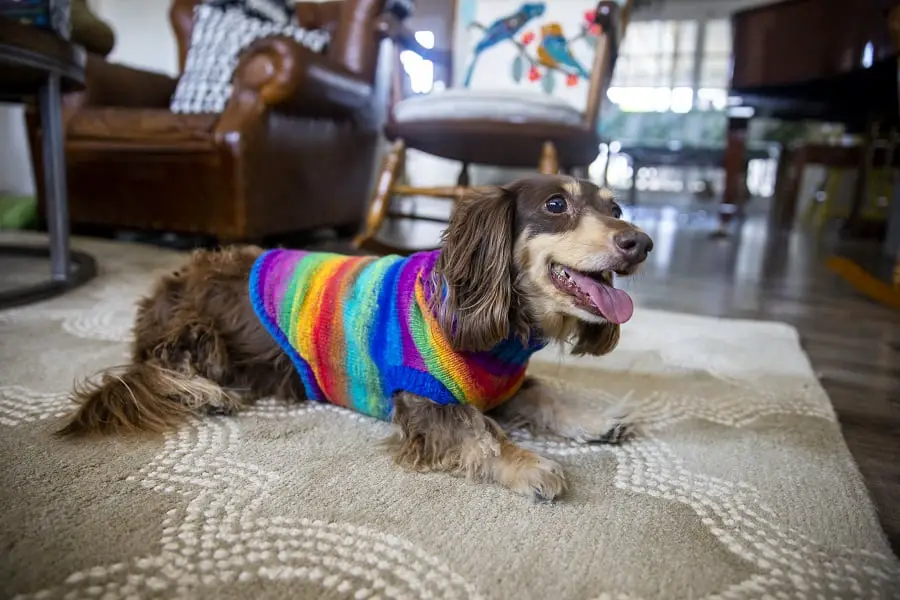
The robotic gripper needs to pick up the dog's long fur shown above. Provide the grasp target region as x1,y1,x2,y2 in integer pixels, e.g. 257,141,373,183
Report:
60,175,652,500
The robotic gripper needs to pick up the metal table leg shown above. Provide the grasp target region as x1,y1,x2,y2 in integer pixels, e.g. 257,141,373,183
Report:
0,74,96,310
41,73,71,281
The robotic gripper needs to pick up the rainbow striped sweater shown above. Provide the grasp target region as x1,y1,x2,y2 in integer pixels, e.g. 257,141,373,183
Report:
249,249,546,420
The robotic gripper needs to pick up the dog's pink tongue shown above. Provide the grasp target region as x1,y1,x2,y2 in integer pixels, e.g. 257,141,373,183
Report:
567,270,634,324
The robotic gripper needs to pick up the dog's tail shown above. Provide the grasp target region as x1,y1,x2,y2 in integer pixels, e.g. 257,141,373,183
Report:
57,363,227,436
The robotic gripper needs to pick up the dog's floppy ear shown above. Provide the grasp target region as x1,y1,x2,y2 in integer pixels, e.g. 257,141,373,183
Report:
433,185,527,352
571,322,620,356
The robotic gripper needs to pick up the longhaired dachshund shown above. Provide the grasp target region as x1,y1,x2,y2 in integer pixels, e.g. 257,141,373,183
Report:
60,174,652,501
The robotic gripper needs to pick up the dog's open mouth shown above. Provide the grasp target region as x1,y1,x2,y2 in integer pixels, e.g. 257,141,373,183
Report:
549,263,634,324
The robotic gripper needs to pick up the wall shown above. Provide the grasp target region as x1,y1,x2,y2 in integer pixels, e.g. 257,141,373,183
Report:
89,0,179,76
0,106,34,196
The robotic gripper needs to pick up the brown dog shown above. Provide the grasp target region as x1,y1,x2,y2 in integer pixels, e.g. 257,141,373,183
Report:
60,174,652,501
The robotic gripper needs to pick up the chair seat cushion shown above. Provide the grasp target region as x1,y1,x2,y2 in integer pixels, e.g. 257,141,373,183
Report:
393,89,584,127
385,118,599,168
68,108,218,147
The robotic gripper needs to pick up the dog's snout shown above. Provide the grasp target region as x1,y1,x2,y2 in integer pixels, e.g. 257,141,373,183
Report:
614,230,653,262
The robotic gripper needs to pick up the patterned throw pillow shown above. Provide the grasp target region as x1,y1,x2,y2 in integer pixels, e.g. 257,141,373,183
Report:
205,0,293,24
169,0,331,115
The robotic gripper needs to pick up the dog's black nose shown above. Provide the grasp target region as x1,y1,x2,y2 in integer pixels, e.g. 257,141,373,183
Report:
614,230,653,262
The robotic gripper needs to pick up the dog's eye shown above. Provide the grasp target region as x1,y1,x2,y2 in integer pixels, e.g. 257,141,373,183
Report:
611,204,622,219
545,195,567,214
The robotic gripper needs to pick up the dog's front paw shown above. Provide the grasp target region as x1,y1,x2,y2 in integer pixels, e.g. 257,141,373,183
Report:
505,453,567,502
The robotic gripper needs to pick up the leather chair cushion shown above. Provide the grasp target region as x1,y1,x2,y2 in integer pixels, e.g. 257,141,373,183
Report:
68,108,218,145
393,89,584,127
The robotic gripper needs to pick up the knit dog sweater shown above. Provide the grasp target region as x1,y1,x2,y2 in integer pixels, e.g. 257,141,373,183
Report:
249,248,547,420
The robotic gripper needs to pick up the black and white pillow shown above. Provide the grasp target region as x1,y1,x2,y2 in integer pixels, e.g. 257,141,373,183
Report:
169,0,331,115
205,0,293,24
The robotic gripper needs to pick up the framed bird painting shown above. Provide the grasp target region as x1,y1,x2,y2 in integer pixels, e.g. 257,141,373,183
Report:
458,0,625,110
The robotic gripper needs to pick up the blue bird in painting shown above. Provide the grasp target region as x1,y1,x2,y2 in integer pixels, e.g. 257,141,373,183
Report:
463,2,546,87
536,23,591,79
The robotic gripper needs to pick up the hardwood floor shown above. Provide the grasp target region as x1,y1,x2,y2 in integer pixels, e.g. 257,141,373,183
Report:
310,202,900,556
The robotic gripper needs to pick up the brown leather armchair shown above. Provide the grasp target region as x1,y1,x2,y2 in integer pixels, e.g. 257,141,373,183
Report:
27,0,389,242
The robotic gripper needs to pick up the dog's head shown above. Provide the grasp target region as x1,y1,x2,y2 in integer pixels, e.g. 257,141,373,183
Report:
432,174,652,355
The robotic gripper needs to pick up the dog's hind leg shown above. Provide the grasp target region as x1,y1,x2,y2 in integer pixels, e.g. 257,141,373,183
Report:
386,392,567,501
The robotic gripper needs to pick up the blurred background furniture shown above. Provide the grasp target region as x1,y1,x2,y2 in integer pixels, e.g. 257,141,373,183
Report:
353,0,633,254
793,133,899,234
721,0,900,240
723,0,900,300
611,142,773,207
0,17,96,308
26,0,390,243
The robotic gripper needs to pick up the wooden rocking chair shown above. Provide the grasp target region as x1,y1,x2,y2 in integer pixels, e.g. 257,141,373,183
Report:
354,0,633,254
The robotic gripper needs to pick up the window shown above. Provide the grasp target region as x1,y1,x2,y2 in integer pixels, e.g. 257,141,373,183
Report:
400,30,435,94
697,19,731,111
607,20,697,113
606,19,731,114
700,20,731,89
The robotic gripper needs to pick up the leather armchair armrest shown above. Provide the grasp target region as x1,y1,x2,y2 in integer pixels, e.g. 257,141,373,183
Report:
233,36,374,122
82,54,179,109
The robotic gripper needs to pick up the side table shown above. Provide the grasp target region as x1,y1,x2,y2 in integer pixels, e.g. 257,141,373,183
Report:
0,18,96,309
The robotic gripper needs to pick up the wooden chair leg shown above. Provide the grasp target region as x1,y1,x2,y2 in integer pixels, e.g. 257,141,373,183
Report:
353,139,406,250
538,141,559,175
458,163,471,187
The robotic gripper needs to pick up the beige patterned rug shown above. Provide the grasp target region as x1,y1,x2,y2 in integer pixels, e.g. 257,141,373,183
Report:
2,233,899,600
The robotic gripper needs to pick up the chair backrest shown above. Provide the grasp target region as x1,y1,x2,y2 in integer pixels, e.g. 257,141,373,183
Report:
169,0,386,82
455,0,631,131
